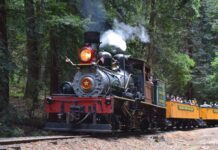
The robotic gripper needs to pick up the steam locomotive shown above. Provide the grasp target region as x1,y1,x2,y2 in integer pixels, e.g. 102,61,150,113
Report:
45,31,167,132
45,32,218,132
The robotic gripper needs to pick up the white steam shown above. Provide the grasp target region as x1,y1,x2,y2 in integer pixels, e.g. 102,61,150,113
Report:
100,19,150,51
100,30,127,50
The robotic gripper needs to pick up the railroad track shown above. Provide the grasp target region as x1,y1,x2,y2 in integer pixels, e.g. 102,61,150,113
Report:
0,129,160,145
0,130,160,147
0,130,188,150
0,129,182,150
0,135,86,146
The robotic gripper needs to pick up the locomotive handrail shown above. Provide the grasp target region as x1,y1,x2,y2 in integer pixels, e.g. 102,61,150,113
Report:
113,96,165,109
113,96,135,102
65,56,93,67
125,74,132,90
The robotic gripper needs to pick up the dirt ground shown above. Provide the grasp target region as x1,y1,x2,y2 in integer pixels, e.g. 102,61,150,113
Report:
2,127,218,150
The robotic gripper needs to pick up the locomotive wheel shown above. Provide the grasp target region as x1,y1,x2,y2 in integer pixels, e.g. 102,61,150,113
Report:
111,115,121,130
140,118,149,132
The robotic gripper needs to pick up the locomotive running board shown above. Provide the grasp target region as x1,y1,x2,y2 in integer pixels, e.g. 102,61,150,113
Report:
113,96,166,109
44,122,113,133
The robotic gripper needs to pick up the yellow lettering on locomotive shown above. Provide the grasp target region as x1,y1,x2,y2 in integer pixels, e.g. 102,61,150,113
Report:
177,105,194,112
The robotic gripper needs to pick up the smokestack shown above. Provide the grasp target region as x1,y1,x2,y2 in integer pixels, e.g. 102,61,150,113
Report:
84,31,100,44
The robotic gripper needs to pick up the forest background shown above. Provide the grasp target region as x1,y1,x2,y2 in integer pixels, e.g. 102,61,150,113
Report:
0,0,217,136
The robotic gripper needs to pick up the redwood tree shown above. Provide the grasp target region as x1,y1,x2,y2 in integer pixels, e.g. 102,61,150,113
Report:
49,29,61,94
0,0,9,112
24,0,40,113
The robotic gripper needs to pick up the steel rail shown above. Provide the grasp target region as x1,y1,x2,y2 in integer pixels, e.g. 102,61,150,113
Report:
0,135,86,145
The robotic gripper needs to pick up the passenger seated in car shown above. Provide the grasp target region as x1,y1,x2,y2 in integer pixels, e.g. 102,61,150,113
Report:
200,101,211,108
214,103,218,108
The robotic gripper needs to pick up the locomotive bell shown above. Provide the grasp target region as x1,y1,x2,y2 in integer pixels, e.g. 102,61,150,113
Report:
98,51,112,68
114,54,131,69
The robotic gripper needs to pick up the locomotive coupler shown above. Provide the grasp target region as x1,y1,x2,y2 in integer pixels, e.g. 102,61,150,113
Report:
68,105,85,122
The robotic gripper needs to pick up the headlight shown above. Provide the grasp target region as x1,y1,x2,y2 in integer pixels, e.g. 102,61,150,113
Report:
79,48,93,62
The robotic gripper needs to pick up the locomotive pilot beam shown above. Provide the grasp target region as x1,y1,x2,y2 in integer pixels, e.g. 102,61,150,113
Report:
45,95,115,132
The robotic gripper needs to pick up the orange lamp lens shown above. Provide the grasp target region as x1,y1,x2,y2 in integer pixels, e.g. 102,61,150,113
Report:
80,49,92,62
81,77,93,90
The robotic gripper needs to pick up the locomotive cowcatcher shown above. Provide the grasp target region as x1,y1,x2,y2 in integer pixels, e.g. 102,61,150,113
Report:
44,32,167,132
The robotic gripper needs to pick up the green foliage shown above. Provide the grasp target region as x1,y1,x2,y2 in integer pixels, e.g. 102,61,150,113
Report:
49,14,86,30
0,125,24,137
0,105,24,137
187,0,218,100
105,0,148,26
4,0,218,114
104,0,202,96
207,0,218,33
204,53,218,100
212,57,218,70
191,0,201,17
165,53,195,94
9,80,25,97
209,53,218,83
7,0,86,98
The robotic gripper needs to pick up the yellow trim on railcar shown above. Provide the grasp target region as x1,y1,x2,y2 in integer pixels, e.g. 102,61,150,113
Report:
166,101,199,119
200,107,218,120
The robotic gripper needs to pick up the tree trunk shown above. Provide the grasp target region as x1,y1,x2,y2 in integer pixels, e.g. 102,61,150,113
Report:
146,0,156,67
0,0,9,112
49,29,60,94
24,0,40,115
